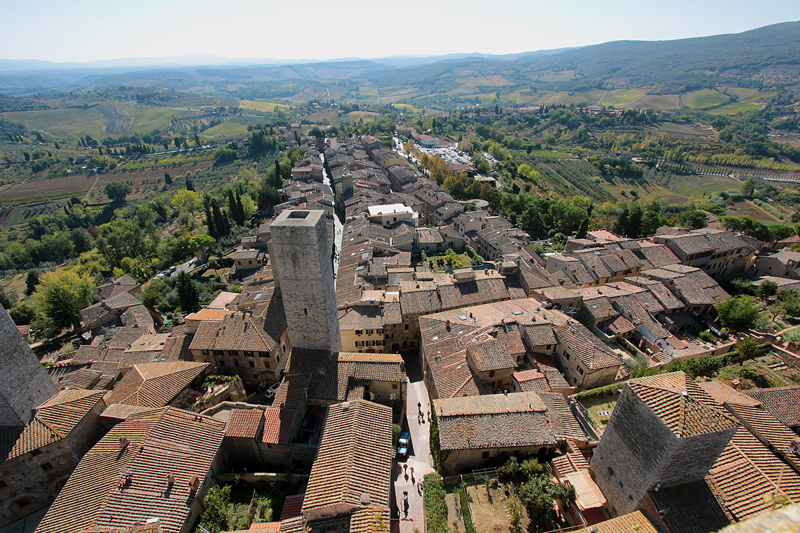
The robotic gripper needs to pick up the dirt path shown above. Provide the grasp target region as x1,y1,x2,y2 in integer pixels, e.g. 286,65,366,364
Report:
84,173,101,201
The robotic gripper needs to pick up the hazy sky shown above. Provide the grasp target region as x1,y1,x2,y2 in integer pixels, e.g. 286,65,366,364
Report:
3,0,800,63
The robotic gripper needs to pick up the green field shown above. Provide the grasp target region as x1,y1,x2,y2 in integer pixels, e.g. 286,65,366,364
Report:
682,89,730,109
237,100,291,112
598,88,648,107
622,94,680,111
202,121,251,137
393,103,422,113
123,106,182,135
707,102,763,115
1,108,107,138
717,86,758,98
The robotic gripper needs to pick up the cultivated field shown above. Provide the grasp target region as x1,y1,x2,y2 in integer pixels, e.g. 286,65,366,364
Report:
622,94,680,111
202,121,251,137
456,75,514,86
527,69,577,82
682,89,730,109
237,100,291,112
2,108,107,138
124,106,182,135
598,88,648,107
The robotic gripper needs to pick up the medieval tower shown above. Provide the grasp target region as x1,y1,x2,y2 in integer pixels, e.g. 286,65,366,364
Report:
0,306,58,426
271,210,341,352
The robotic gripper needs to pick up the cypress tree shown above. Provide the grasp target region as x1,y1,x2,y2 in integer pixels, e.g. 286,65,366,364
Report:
235,192,245,225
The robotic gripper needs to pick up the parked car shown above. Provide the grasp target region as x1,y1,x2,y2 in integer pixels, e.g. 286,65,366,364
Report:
264,381,282,399
397,431,410,459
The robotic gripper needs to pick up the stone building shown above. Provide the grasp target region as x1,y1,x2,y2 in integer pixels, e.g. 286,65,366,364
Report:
0,306,58,427
189,310,290,387
591,372,739,517
432,391,586,472
271,210,342,352
0,390,106,527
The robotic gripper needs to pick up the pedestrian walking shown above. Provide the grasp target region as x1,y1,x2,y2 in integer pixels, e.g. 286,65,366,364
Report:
418,401,422,414
427,411,431,422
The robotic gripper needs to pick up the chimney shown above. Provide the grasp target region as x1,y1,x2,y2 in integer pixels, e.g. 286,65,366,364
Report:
166,473,175,486
188,474,200,491
119,437,130,450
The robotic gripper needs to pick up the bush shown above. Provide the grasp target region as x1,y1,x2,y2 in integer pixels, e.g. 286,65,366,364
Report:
423,473,449,533
459,485,475,533
575,382,625,401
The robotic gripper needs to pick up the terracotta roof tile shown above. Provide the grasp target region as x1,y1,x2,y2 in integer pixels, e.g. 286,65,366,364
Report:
105,362,208,408
261,407,298,445
2,389,106,461
36,408,225,533
626,372,738,437
302,401,393,512
434,392,555,450
743,386,800,430
225,409,265,439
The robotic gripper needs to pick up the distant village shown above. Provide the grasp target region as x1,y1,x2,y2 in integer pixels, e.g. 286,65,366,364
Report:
2,125,800,533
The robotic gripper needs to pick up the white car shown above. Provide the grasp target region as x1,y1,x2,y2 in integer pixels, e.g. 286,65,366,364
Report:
264,382,282,398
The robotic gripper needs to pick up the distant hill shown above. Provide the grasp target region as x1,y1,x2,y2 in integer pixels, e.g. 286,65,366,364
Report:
520,21,800,83
0,22,798,96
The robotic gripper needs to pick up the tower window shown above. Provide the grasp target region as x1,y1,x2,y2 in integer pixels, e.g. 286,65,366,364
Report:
304,308,308,316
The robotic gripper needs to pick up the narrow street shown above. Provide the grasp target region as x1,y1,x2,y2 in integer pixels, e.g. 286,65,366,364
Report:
394,351,434,533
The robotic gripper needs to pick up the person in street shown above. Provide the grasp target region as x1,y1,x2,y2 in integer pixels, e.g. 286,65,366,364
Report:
427,410,431,422
418,402,422,414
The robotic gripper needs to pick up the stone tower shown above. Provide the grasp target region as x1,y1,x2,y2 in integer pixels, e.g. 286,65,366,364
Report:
0,306,58,426
271,210,341,352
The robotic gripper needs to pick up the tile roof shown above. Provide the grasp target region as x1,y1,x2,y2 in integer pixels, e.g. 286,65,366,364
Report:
467,338,516,372
302,400,393,512
104,362,208,408
523,323,557,347
273,374,311,410
225,408,265,439
434,392,556,450
626,372,738,437
279,494,305,521
538,392,587,442
2,389,106,462
190,310,286,354
743,386,800,430
35,408,225,533
552,452,590,478
554,321,622,371
532,355,571,390
706,427,800,522
428,349,484,398
635,243,681,269
99,404,157,422
261,407,298,445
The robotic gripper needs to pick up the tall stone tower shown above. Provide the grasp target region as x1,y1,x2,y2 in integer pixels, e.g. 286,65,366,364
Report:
0,306,58,426
271,210,341,352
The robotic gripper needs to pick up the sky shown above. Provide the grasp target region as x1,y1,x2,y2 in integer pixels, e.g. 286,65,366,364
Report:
2,0,800,64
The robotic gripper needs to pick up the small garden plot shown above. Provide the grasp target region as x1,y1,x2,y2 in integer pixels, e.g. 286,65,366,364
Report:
466,482,519,533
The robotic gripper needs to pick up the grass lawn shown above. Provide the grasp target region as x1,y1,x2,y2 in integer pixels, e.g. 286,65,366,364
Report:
672,175,741,197
2,108,108,138
581,396,619,432
682,89,730,109
598,88,648,107
426,252,471,271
